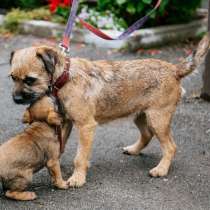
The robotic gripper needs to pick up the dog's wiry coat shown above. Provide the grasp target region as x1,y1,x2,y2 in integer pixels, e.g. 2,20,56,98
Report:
10,33,210,187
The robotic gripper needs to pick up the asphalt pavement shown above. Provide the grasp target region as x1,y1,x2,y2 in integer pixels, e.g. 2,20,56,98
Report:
0,35,209,210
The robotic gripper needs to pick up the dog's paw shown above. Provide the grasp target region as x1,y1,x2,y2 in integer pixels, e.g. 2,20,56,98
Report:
55,180,69,190
123,146,140,156
5,191,37,201
22,110,32,124
25,192,37,200
149,166,168,177
47,112,62,126
67,172,86,188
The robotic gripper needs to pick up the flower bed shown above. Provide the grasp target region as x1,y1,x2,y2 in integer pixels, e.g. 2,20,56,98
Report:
1,0,203,33
48,0,203,29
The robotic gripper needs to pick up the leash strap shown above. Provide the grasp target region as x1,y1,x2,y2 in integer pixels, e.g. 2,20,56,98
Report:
51,56,70,154
61,0,161,46
61,0,80,49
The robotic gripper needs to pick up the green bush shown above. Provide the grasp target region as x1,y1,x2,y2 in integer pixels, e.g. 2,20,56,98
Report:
4,9,29,32
97,0,202,27
0,0,15,9
16,0,47,9
52,0,203,29
2,0,203,32
4,8,51,32
0,0,47,9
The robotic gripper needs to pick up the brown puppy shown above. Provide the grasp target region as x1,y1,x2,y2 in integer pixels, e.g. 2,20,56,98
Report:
0,119,71,200
10,33,210,187
22,95,62,125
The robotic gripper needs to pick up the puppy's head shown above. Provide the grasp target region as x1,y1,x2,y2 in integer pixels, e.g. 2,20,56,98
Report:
10,46,59,104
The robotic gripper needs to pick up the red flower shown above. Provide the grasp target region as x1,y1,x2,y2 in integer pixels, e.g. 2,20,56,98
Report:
49,0,60,12
63,0,72,6
49,0,72,12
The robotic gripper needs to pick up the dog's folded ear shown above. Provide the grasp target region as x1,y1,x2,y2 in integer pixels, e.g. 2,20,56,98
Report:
36,47,58,75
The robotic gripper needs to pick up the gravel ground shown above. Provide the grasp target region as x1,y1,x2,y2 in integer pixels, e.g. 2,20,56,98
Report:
0,35,209,210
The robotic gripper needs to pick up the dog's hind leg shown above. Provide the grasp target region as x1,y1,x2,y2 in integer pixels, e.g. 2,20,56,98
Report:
5,172,36,201
123,113,153,155
146,107,177,177
68,119,97,187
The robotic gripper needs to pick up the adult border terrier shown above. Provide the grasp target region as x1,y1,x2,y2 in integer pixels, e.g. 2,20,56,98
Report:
10,33,210,187
0,119,72,201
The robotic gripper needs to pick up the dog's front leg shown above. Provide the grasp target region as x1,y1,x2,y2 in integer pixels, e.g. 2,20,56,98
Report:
47,159,69,189
68,121,96,187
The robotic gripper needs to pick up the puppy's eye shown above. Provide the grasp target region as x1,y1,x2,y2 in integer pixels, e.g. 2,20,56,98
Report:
10,75,17,81
23,76,37,86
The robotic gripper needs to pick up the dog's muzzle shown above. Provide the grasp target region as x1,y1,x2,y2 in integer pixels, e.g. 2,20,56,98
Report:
12,92,37,105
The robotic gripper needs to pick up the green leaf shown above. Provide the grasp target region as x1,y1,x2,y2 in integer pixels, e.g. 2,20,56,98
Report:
56,7,69,19
142,0,152,5
159,0,169,14
116,0,126,5
126,3,136,14
137,2,145,13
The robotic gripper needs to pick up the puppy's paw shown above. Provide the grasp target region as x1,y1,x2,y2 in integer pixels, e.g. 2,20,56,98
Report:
55,180,69,190
22,110,32,124
47,111,62,126
67,172,86,188
5,191,37,201
149,166,169,177
24,191,37,201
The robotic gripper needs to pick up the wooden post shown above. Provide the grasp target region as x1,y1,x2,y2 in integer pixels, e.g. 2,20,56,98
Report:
201,0,210,101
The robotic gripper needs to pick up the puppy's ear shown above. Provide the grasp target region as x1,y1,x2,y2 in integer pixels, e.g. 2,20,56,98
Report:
10,51,15,65
36,47,58,75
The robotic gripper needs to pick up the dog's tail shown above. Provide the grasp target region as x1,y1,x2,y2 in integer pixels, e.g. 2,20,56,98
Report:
176,32,210,79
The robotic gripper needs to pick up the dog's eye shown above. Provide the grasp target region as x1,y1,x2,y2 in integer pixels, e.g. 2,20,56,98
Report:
23,76,37,86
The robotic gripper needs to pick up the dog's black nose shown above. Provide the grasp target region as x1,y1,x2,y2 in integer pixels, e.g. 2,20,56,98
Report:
13,94,24,104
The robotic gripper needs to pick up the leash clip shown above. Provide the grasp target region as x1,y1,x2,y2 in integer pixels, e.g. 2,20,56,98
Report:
59,43,70,56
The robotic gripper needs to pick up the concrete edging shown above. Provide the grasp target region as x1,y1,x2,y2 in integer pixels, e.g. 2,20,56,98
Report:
19,18,208,50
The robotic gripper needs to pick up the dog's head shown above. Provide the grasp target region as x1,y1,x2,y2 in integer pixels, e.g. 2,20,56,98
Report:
10,46,59,104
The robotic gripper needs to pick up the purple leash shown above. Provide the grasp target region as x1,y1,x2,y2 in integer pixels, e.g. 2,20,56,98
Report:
61,0,80,49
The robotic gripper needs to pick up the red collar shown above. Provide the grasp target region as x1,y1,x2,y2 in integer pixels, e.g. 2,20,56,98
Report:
52,56,70,97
